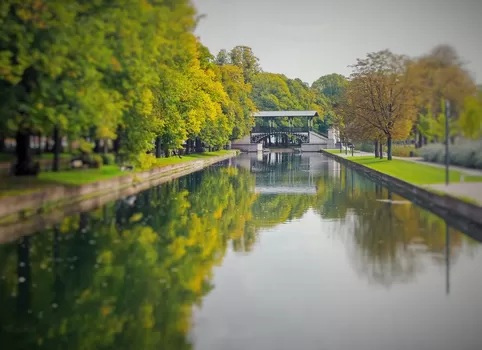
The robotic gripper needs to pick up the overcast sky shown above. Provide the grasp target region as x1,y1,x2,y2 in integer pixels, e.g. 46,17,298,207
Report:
192,0,482,85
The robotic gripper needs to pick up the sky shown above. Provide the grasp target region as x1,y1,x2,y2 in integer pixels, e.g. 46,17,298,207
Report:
192,0,482,85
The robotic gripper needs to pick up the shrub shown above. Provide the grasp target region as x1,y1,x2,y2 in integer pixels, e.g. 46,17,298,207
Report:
356,142,375,153
91,154,104,168
449,142,477,168
136,153,157,170
420,144,443,163
474,151,482,169
391,145,418,157
78,139,94,154
420,141,482,169
101,153,116,165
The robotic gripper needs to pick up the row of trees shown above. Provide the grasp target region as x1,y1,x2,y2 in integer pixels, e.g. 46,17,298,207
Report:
334,45,481,160
215,48,339,133
0,1,260,175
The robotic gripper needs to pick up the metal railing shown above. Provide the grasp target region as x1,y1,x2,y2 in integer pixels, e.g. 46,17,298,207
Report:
251,126,310,133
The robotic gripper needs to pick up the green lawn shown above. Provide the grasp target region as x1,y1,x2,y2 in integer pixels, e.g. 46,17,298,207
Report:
0,152,72,163
0,176,58,198
37,153,72,160
346,156,482,184
0,151,234,196
324,149,357,154
38,165,125,185
152,150,233,166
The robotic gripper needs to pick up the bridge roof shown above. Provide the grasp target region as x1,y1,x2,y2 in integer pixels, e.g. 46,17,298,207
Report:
254,110,319,118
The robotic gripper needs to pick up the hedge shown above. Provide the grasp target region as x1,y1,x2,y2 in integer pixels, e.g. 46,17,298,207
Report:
420,141,482,169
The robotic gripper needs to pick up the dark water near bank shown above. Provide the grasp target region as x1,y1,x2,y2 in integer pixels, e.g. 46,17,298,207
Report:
1,153,482,350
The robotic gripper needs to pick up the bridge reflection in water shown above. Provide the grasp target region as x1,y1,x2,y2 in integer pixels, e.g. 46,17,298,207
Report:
236,152,340,195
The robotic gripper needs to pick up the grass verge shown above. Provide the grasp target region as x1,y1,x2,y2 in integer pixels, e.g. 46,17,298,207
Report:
38,165,125,185
324,149,360,155
0,150,235,194
345,156,482,185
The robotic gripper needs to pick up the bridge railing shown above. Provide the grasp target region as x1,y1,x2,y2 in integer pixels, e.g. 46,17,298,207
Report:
251,126,309,133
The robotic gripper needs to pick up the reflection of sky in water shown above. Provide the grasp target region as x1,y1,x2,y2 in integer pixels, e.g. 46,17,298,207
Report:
192,153,482,350
193,208,482,350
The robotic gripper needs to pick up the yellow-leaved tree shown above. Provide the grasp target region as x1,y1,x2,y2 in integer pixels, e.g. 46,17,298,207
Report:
344,50,418,160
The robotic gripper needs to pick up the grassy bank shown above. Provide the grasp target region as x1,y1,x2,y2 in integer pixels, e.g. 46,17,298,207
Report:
0,151,235,196
0,152,72,163
346,156,482,185
324,149,359,155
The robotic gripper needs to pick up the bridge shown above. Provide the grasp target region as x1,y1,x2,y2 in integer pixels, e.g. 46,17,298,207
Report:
232,110,337,152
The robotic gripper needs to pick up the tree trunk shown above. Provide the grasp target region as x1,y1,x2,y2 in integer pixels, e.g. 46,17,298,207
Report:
387,136,392,161
52,128,63,154
195,138,203,153
44,137,50,153
94,139,101,153
417,130,422,149
339,140,343,153
36,133,42,155
52,126,60,172
15,130,38,176
103,139,109,153
379,142,383,159
374,140,379,158
155,137,162,158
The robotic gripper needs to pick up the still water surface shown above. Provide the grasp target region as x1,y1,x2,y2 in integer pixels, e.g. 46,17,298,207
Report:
1,153,482,350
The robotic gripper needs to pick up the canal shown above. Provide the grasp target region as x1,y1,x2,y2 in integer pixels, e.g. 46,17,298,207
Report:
1,153,482,350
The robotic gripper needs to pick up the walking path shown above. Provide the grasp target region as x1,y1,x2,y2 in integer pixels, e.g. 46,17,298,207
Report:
425,183,482,204
393,156,482,177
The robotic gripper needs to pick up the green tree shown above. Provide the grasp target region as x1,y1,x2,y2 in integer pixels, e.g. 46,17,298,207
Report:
459,93,482,140
228,46,261,83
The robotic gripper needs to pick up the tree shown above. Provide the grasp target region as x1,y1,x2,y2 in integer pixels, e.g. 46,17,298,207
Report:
417,99,459,142
311,73,348,105
0,0,118,174
312,74,348,135
459,93,482,140
215,49,229,66
217,64,256,140
409,45,476,146
344,50,418,160
228,46,261,83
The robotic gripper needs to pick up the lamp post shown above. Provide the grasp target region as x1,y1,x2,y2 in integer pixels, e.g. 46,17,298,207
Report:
445,100,450,186
445,221,450,295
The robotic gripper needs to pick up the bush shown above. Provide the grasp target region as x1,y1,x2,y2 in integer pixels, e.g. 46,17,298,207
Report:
101,153,116,165
391,145,418,157
449,142,477,168
78,139,94,154
91,154,104,168
356,142,375,153
420,141,482,169
420,144,443,163
474,150,482,169
136,153,157,170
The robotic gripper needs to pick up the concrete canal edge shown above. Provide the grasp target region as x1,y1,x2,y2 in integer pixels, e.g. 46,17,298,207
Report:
0,152,238,224
321,150,482,230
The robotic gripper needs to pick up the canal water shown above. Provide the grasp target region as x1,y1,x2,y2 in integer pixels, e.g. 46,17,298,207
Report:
1,153,482,350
